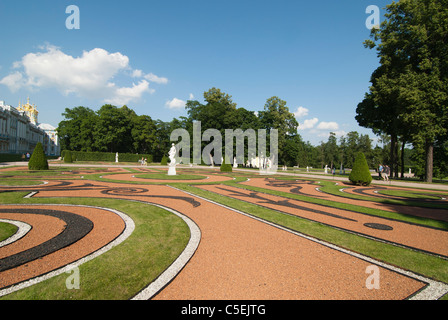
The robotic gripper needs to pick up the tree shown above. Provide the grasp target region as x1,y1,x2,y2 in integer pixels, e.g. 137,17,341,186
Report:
28,142,49,170
131,115,157,154
57,106,97,152
93,105,133,153
258,96,298,165
363,0,448,182
323,132,338,169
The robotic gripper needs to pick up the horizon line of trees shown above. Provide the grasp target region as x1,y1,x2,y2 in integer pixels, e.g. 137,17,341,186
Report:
57,87,443,179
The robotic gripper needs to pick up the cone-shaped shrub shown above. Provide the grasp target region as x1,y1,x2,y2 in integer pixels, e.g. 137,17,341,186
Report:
160,155,168,165
220,157,233,172
28,142,49,170
349,152,372,186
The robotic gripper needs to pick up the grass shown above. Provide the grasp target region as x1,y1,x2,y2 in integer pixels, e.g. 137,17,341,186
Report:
0,221,18,242
0,192,190,300
0,179,44,186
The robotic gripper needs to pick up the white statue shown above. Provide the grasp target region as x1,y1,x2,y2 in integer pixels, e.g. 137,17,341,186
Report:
168,143,177,175
115,152,119,163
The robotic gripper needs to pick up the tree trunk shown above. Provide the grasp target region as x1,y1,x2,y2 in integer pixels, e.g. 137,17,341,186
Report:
400,139,405,179
390,134,397,178
425,140,434,183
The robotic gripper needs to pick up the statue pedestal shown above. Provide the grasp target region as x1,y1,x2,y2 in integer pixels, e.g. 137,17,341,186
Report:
168,165,176,176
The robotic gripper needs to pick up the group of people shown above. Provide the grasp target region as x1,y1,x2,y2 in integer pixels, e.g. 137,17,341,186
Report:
140,157,148,166
378,164,390,181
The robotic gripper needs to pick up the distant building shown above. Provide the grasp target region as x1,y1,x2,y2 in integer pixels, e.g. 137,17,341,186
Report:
0,98,60,156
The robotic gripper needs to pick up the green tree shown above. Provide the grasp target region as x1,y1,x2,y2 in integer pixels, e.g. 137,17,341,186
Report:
93,105,133,153
131,115,157,154
57,106,98,152
363,0,448,182
258,96,298,165
323,132,338,169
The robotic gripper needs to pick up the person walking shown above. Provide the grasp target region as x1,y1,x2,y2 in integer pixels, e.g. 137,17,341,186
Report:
383,165,390,181
378,164,383,180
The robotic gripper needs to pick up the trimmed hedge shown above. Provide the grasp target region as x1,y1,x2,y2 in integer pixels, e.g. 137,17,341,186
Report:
62,150,153,163
28,142,49,170
64,151,73,163
349,152,372,186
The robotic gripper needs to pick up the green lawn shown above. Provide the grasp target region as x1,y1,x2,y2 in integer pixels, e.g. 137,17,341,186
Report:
0,221,18,242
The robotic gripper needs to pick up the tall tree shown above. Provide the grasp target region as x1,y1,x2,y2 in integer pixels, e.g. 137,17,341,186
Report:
363,0,448,182
57,106,97,152
258,96,298,164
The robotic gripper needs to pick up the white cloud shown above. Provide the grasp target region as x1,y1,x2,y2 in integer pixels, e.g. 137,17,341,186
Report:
144,73,169,84
293,106,309,118
105,80,154,105
165,98,186,109
0,45,161,105
132,69,143,78
189,93,195,100
299,117,319,130
0,71,23,92
316,121,339,131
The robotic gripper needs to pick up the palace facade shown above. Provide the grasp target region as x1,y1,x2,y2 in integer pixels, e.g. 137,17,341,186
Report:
0,98,60,156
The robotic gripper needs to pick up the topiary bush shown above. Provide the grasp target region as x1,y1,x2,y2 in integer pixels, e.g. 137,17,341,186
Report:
28,142,49,170
220,158,233,172
160,155,168,165
349,152,372,186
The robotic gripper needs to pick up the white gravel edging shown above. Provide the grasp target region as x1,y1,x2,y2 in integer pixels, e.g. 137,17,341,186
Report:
0,219,32,248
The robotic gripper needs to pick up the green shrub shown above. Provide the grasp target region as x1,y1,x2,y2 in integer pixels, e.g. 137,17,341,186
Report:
64,150,73,163
349,152,372,186
160,155,168,165
220,159,233,172
28,142,49,170
0,154,23,162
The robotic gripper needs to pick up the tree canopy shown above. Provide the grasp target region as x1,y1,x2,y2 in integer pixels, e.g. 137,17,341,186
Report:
358,0,448,182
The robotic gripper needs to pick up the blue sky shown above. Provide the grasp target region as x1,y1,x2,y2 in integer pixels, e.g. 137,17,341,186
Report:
0,0,392,145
